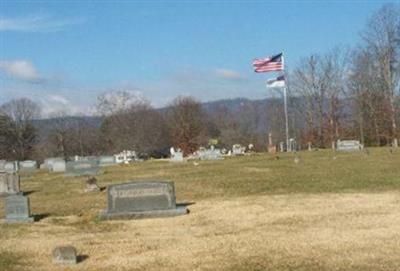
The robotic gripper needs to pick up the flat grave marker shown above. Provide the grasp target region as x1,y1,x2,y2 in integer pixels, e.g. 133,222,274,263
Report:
52,246,77,265
85,177,101,193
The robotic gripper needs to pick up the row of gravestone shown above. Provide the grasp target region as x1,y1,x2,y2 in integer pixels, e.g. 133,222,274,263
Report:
1,169,188,223
42,156,117,173
0,160,37,174
0,156,117,175
170,147,223,163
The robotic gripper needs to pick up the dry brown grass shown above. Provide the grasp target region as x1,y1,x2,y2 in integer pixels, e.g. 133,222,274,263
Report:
1,193,400,270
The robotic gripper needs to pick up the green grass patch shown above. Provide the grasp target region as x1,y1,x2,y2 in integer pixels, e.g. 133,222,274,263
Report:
1,147,399,218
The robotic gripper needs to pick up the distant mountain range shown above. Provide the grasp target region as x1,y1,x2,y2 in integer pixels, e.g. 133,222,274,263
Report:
33,96,309,137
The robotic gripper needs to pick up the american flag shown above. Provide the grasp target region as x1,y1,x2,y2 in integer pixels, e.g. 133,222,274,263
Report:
253,53,284,73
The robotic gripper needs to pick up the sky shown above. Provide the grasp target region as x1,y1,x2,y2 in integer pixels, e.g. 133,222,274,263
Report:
0,1,389,116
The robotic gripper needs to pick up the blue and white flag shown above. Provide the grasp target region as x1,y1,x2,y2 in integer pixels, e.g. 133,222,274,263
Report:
266,75,285,88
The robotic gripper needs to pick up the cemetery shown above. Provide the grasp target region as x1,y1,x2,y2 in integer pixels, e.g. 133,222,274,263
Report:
1,2,399,271
0,148,399,270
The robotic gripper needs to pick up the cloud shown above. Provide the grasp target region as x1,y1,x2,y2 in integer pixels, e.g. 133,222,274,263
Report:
46,94,70,105
0,15,85,32
0,60,44,82
214,68,246,80
39,94,93,117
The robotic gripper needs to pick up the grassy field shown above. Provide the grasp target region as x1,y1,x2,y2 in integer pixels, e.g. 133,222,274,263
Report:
0,148,399,270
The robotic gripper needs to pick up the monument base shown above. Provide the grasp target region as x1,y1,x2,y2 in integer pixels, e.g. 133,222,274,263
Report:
0,192,23,197
99,206,189,220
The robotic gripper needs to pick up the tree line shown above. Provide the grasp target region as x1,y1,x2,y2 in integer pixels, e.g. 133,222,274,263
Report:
0,4,399,161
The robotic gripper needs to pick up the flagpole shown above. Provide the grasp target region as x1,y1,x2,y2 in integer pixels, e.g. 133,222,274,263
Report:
282,52,290,152
256,52,290,152
283,84,290,152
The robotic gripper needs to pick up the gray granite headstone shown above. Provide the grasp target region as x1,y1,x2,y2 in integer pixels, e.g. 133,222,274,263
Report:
100,181,188,220
51,160,66,172
19,160,37,174
65,161,100,177
98,156,116,167
198,149,223,160
52,246,77,265
0,172,20,196
44,157,64,172
4,195,34,223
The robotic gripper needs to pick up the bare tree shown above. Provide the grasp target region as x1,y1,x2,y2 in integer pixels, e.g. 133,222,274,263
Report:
0,98,41,160
0,112,12,159
361,3,400,147
322,48,348,148
99,91,170,155
349,48,381,145
293,55,326,147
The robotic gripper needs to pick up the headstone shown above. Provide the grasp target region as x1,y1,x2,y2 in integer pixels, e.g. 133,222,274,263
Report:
232,144,245,156
337,140,362,151
0,160,6,171
98,156,116,167
100,181,188,220
289,138,296,152
52,246,77,265
248,143,254,151
114,150,136,164
4,161,18,173
19,160,37,174
85,177,100,193
170,151,184,162
0,172,20,196
52,160,66,172
4,195,34,223
198,148,223,160
65,161,100,177
83,156,98,162
279,142,284,152
44,158,64,172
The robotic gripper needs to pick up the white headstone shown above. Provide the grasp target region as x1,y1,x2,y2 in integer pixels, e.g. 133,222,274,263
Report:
337,140,362,151
170,151,184,162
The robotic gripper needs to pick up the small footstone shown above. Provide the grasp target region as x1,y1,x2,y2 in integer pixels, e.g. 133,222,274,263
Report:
52,246,77,265
85,177,100,193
